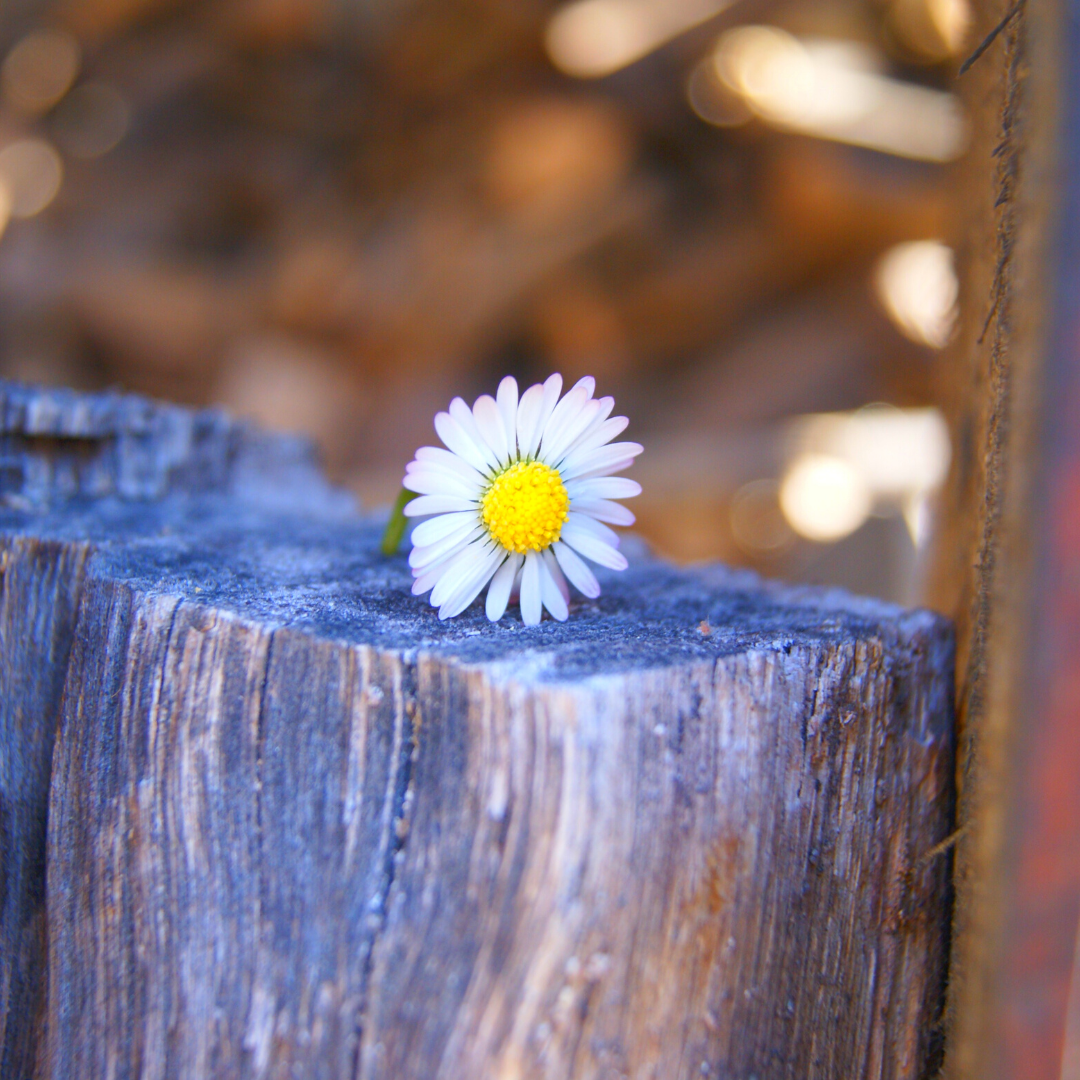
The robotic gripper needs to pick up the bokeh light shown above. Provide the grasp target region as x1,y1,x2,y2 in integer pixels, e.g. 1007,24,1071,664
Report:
780,453,873,542
1,30,80,114
53,82,130,159
730,479,794,553
887,0,972,62
0,139,63,218
0,182,12,241
874,240,959,348
546,0,733,78
781,406,951,543
713,26,968,161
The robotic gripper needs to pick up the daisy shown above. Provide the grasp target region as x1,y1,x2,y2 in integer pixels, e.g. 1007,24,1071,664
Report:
401,374,642,624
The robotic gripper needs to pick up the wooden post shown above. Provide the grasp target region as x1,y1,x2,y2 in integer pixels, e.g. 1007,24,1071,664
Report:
929,1,1080,1077
0,383,954,1078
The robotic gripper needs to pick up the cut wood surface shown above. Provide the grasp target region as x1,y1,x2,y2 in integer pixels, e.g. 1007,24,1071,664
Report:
0,383,955,1079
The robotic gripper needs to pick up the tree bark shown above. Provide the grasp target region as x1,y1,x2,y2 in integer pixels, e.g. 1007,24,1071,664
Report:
0,382,955,1079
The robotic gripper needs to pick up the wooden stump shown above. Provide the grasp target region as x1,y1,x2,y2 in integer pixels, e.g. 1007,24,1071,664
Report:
0,383,955,1079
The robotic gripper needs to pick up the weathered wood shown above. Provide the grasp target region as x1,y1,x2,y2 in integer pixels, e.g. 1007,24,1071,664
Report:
0,382,955,1078
0,536,89,1076
927,2,1080,1077
0,382,345,1080
0,381,342,506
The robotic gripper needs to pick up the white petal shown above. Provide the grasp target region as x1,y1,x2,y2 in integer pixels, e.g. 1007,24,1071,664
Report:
430,542,493,607
566,476,641,500
559,427,636,475
520,551,542,625
571,412,626,453
406,459,484,490
497,377,519,459
559,397,615,462
435,411,492,474
404,494,475,517
410,525,484,570
537,386,590,465
543,548,570,602
411,510,477,546
439,546,504,619
544,546,571,601
553,541,600,598
486,551,522,621
412,555,457,596
571,498,635,527
570,375,596,399
538,554,568,621
406,457,483,483
409,518,476,565
405,460,484,492
412,537,485,595
557,397,617,464
412,570,440,596
565,511,621,548
407,459,458,476
515,383,545,460
521,374,563,459
542,398,602,467
560,524,628,571
402,471,478,499
413,446,485,484
560,442,643,482
570,457,637,481
472,394,510,465
449,397,501,471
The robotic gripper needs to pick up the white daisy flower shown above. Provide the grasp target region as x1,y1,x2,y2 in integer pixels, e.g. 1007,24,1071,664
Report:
402,373,642,624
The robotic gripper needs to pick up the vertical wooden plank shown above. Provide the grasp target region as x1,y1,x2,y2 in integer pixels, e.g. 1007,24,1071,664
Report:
979,0,1080,1072
933,0,1080,1075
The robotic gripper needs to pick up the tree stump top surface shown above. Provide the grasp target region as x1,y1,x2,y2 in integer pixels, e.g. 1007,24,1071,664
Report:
0,379,949,681
0,492,944,683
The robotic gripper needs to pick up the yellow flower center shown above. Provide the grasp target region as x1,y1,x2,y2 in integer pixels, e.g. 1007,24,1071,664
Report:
481,460,570,554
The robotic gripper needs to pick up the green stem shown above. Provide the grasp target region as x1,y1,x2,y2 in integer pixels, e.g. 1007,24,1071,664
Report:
380,487,418,555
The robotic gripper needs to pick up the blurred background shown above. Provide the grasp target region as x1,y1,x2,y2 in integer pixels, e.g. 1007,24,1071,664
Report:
0,0,971,604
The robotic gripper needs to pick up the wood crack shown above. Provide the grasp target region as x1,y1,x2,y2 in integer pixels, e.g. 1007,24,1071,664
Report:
350,654,418,1079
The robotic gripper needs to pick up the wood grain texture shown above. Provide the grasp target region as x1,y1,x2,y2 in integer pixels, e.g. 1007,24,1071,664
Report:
361,641,953,1080
0,536,89,1079
0,382,955,1079
929,1,1080,1076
